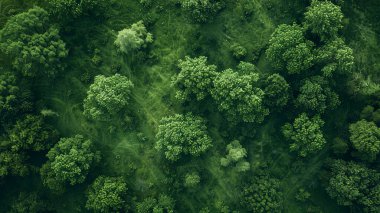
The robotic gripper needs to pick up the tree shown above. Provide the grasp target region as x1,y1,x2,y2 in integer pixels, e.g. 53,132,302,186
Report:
86,176,127,213
0,151,29,177
295,76,340,113
114,21,153,54
155,114,212,161
242,176,283,212
46,0,110,20
220,140,250,172
266,24,314,74
327,160,380,210
316,38,354,76
40,135,99,192
83,74,134,121
172,56,217,102
349,120,380,161
8,115,59,152
304,0,344,41
136,194,175,213
0,7,68,77
263,73,290,109
184,172,200,188
211,69,269,123
10,192,47,213
179,0,223,23
282,113,326,157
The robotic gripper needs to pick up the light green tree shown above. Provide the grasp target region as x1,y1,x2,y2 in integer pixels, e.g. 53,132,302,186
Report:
114,21,153,54
305,0,344,41
211,69,269,123
172,56,217,102
266,24,314,74
282,113,326,157
136,194,175,213
184,172,200,188
40,135,100,192
349,120,380,161
0,7,68,77
220,140,250,172
155,114,212,161
83,74,134,121
86,176,127,213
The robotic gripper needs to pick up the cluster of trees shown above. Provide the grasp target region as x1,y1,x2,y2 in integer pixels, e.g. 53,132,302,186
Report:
45,0,111,20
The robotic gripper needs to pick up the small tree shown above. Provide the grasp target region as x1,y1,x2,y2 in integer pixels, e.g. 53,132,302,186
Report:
266,24,314,74
349,120,380,161
179,0,223,23
0,151,29,177
136,194,175,213
263,73,290,109
40,135,99,192
295,76,340,114
242,176,283,212
83,74,134,121
211,69,269,123
220,140,250,172
184,172,200,188
305,0,344,41
114,21,153,54
46,0,110,20
0,7,68,77
282,113,326,157
172,56,217,102
155,114,212,161
86,176,127,213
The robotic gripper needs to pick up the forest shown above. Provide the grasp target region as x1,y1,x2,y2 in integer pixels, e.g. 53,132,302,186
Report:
0,0,379,212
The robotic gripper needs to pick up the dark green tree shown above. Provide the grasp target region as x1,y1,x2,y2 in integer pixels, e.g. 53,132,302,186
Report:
40,135,100,192
86,176,127,213
136,194,175,213
172,56,217,102
0,7,68,77
10,192,47,213
46,0,110,20
211,69,269,123
327,160,380,210
179,0,223,23
282,113,326,157
8,115,58,152
263,73,290,109
155,114,212,161
242,176,283,212
349,120,380,161
0,151,29,177
304,0,344,41
295,76,340,113
83,74,134,121
266,24,314,74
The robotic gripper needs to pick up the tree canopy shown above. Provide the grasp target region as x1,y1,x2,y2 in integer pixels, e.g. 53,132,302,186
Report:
155,113,212,161
349,120,380,161
114,21,153,54
83,74,134,121
263,73,290,109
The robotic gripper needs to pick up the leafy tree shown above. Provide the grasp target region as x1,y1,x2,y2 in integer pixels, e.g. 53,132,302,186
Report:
46,0,110,20
0,7,68,77
295,76,340,113
10,192,47,213
211,69,269,123
282,113,326,157
0,151,29,177
263,73,290,109
8,115,59,152
83,74,134,121
304,0,344,41
114,21,153,54
0,72,18,115
136,194,175,213
86,176,127,213
40,135,99,192
316,38,354,75
242,176,283,212
172,56,217,102
184,172,200,188
327,160,380,210
220,140,250,172
236,61,259,74
349,120,380,161
266,24,314,74
179,0,223,23
155,114,212,161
